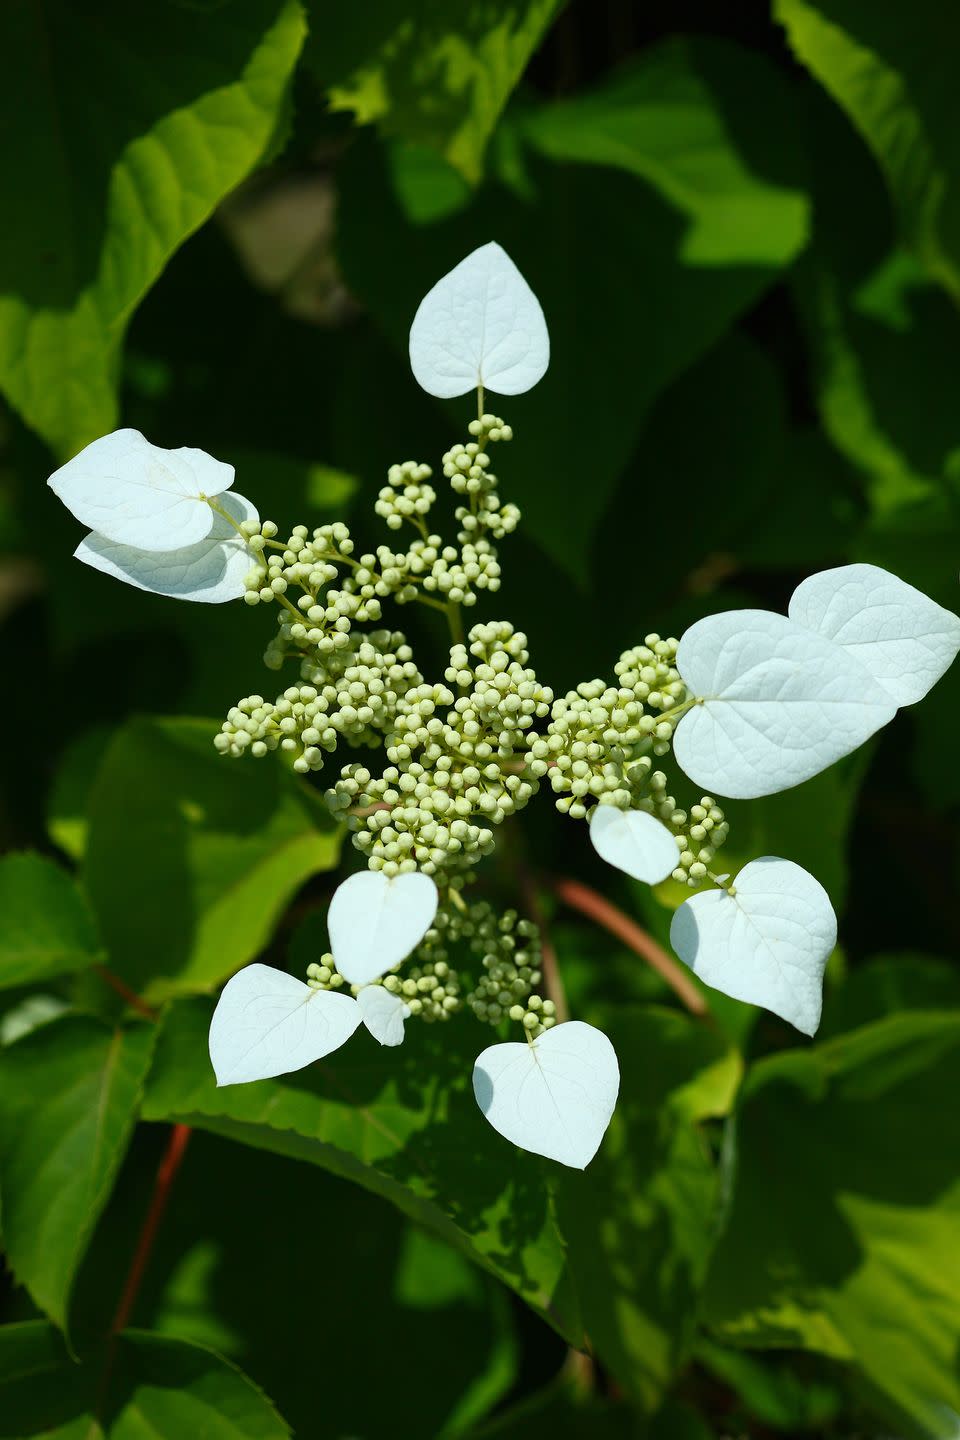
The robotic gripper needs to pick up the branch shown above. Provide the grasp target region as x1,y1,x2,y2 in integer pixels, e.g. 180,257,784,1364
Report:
549,875,708,1017
110,1124,192,1334
93,963,158,1021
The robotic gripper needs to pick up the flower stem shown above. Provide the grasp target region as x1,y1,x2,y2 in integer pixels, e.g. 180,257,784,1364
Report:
110,1123,192,1333
549,875,708,1017
93,963,158,1021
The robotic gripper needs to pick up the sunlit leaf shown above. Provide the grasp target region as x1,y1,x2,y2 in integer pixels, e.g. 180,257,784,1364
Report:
674,608,897,797
670,858,837,1035
209,964,362,1085
789,561,960,706
473,1021,620,1168
0,0,307,454
409,242,549,398
589,807,678,885
327,870,438,986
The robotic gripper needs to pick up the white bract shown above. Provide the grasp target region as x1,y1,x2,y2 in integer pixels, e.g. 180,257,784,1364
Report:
473,1020,620,1168
670,857,837,1036
674,609,897,798
589,805,678,885
357,985,410,1047
48,429,234,551
788,562,960,708
328,870,439,986
408,242,549,398
75,491,259,603
209,963,362,1086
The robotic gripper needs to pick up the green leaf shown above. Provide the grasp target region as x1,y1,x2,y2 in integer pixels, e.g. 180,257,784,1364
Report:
141,994,583,1345
705,1012,960,1435
72,1130,517,1439
0,853,100,990
776,0,960,301
81,717,343,1001
0,0,306,455
303,0,564,183
523,37,809,266
555,1008,741,1410
0,1322,290,1438
0,1017,155,1331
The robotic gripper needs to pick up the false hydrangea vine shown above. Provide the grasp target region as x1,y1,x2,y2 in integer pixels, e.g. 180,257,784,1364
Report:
49,241,960,1170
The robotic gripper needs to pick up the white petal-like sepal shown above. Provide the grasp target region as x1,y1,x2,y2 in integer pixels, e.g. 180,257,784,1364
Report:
357,985,410,1047
209,963,362,1086
328,871,439,987
670,858,837,1036
48,429,234,551
788,563,960,707
408,242,549,398
674,609,897,798
472,1021,620,1169
75,492,259,603
589,805,678,884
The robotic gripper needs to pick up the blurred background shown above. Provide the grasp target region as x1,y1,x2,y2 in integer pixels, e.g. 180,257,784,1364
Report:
1,2,959,1437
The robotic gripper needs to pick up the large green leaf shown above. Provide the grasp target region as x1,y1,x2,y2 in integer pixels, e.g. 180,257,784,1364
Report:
523,37,809,266
776,0,960,301
0,1017,155,1331
0,1322,290,1438
0,852,100,990
705,1012,960,1436
81,717,342,1001
141,994,582,1344
303,0,564,183
0,0,306,455
555,1008,741,1410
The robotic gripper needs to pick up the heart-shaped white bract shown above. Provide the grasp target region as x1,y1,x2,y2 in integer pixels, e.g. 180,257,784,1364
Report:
357,985,410,1047
48,428,234,552
788,563,960,708
328,870,439,986
674,609,897,798
209,963,362,1086
670,857,837,1036
589,805,678,884
75,491,259,603
473,1020,620,1169
408,242,549,398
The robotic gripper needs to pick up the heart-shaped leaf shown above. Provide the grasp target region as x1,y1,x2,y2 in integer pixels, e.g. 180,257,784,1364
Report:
208,963,361,1086
674,608,897,798
408,242,549,398
589,805,678,884
788,562,960,707
473,1021,620,1169
328,871,439,986
75,491,258,603
357,985,410,1047
669,857,837,1035
48,429,233,551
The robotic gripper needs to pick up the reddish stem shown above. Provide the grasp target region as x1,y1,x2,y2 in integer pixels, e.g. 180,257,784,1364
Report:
550,875,708,1017
93,963,158,1022
110,1124,192,1334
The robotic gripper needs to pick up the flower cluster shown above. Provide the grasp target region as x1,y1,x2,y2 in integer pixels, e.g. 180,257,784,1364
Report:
48,240,960,1171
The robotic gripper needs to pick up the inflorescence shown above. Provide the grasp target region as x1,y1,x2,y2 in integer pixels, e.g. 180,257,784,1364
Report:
216,411,731,1036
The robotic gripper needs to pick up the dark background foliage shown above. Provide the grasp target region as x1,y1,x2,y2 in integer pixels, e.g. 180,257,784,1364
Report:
1,1,959,1436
